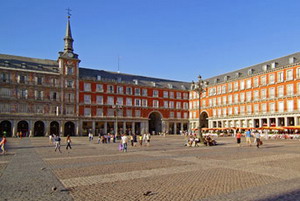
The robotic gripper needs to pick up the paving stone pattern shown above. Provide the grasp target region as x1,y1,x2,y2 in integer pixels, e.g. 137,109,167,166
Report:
2,136,300,200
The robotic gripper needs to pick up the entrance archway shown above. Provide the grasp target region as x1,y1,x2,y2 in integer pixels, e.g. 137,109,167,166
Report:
34,121,45,136
50,121,59,136
148,112,162,135
200,112,209,128
0,121,12,137
64,121,75,136
17,121,29,137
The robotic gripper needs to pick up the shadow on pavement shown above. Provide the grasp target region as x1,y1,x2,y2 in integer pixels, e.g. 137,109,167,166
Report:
256,189,300,201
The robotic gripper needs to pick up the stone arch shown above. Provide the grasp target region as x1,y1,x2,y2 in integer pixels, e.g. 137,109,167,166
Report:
0,120,12,137
148,112,162,135
50,121,59,136
200,111,209,128
64,121,75,136
17,120,29,137
34,121,45,136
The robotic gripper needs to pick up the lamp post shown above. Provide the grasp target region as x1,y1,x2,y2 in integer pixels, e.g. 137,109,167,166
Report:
112,104,122,139
191,75,208,143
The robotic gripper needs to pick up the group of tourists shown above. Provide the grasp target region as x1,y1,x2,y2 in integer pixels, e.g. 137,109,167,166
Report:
49,134,72,153
185,133,217,147
236,129,263,148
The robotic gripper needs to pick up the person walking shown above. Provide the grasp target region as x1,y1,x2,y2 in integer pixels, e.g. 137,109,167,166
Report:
121,134,129,152
54,135,62,153
0,136,7,154
236,132,242,147
255,131,261,148
146,133,151,146
66,135,72,150
245,129,252,146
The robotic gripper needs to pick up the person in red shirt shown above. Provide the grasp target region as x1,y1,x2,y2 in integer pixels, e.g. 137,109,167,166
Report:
236,132,242,147
0,136,7,154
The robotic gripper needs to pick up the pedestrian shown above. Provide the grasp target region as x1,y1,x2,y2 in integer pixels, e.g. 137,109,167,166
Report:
245,129,252,146
133,134,137,147
121,134,129,152
66,135,72,150
130,135,134,146
146,133,151,146
97,133,101,144
255,131,261,148
0,136,7,154
49,134,53,145
139,135,143,146
54,135,62,153
236,132,242,147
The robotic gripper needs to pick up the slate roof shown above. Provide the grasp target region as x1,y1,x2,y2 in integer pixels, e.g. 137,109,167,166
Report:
0,54,59,73
79,68,191,90
205,52,300,86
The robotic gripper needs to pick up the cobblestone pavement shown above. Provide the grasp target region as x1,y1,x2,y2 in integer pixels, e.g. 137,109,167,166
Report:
2,136,300,200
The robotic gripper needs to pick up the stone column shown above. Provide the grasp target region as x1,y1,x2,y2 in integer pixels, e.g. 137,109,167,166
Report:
104,121,107,134
181,122,184,131
284,117,288,126
12,120,17,137
29,120,33,137
92,121,95,135
75,121,79,136
267,118,270,127
275,118,278,127
174,123,177,134
60,121,64,136
123,122,126,134
132,122,135,134
44,121,49,136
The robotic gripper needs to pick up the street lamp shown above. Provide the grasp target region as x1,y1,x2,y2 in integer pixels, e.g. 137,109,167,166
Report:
191,75,208,143
112,103,122,139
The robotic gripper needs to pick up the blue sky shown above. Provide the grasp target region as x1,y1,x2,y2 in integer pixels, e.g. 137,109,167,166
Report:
1,0,300,82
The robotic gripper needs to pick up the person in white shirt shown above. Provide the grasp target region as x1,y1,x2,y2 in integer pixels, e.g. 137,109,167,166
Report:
121,134,129,152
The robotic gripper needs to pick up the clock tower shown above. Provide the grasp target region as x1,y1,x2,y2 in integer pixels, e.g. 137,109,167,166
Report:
58,14,80,136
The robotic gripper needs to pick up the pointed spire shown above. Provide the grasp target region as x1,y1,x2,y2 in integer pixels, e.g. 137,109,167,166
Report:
64,14,74,53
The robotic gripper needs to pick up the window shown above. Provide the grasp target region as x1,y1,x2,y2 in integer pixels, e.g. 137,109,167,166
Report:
170,112,174,118
0,73,10,83
135,88,141,96
228,107,232,115
135,99,141,107
176,92,182,99
261,89,266,99
234,82,238,91
240,81,245,90
84,95,91,104
164,101,169,108
286,70,293,81
67,80,74,88
126,109,132,117
184,112,188,119
240,93,245,102
261,76,266,85
107,96,114,105
142,99,148,107
269,74,275,84
234,94,239,103
36,77,43,85
298,83,300,94
269,102,275,113
84,83,91,91
240,106,245,115
278,101,284,112
217,86,221,94
262,103,267,113
126,87,132,95
183,93,188,99
278,86,284,97
67,67,73,75
0,103,10,113
222,85,226,93
135,110,141,117
247,105,252,114
269,88,275,98
246,79,251,89
228,83,232,92
223,108,227,117
287,100,294,112
142,89,148,96
176,102,181,109
84,108,91,117
19,89,28,99
222,96,227,105
287,84,294,96
234,107,239,115
277,71,284,83
183,102,189,109
36,105,44,114
117,97,123,105
169,101,174,108
52,78,58,87
169,92,174,98
153,90,158,97
254,104,259,114
18,75,26,84
246,91,252,102
35,90,43,100
297,68,300,79
217,97,221,105
126,98,132,106
50,92,58,101
96,96,103,104
254,90,259,101
153,100,159,108
66,106,74,115
117,86,123,94
254,77,259,87
177,112,181,118
213,109,217,117
18,104,28,113
96,108,103,116
0,88,11,98
107,85,114,93
107,109,114,116
228,95,232,104
65,93,74,103
96,84,103,92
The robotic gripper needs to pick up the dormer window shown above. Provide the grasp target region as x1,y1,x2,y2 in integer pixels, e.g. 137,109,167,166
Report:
289,57,296,64
117,77,122,83
181,85,186,90
97,75,101,81
271,62,277,69
4,61,10,67
168,83,173,89
248,69,254,75
21,63,27,68
262,65,269,72
224,76,230,81
214,78,219,84
235,72,241,78
133,79,138,85
151,82,156,87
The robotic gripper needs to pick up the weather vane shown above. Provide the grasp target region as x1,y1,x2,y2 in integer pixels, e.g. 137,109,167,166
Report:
66,8,72,18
